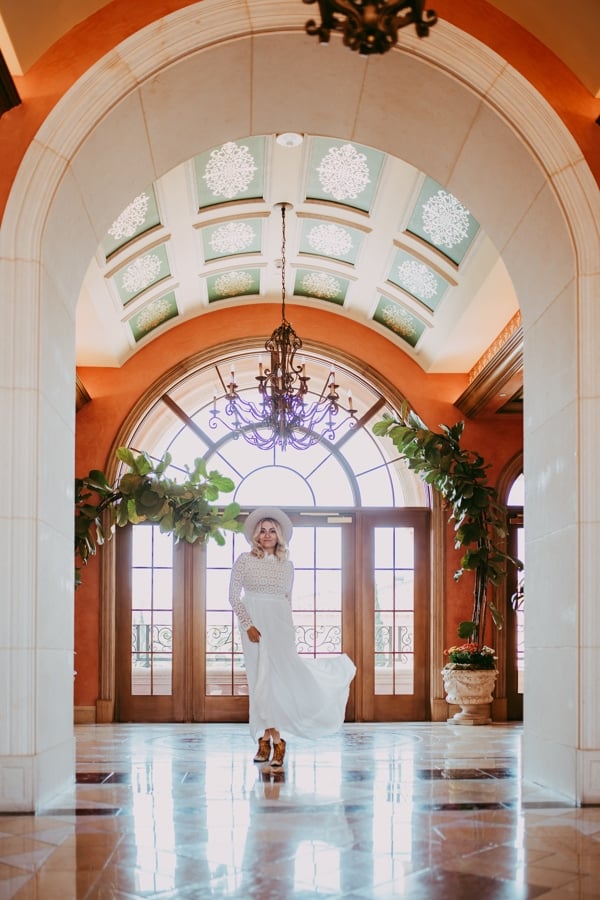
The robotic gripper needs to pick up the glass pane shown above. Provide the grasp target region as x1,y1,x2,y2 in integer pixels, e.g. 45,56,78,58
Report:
152,656,172,695
393,656,413,695
132,569,152,605
153,530,174,567
356,467,394,507
508,473,524,505
316,615,342,653
315,528,341,568
292,569,315,610
375,611,394,652
153,569,173,609
131,658,152,695
206,611,234,653
206,535,234,567
233,653,249,696
395,573,414,610
374,528,394,568
373,527,416,696
374,571,395,609
206,570,232,610
132,526,153,565
291,529,315,568
374,654,393,694
315,571,342,610
206,655,232,695
306,456,354,506
129,524,174,697
236,466,314,506
151,613,172,652
394,528,414,568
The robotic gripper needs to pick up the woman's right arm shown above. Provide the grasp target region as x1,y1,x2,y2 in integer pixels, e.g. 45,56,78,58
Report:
228,554,253,631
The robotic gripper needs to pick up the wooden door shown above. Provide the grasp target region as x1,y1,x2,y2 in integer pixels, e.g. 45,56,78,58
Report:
357,509,430,721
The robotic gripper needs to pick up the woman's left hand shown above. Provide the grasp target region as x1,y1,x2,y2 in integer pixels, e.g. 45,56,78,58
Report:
247,625,261,643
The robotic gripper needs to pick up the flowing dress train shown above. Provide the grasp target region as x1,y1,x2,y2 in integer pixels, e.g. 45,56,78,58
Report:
229,552,356,740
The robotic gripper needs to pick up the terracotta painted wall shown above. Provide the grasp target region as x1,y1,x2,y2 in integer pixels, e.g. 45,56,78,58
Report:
74,305,522,708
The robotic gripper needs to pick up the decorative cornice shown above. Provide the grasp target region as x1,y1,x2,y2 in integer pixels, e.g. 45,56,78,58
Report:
456,316,523,418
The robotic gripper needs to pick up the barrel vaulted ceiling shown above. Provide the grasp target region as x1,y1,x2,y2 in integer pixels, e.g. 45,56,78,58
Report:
76,133,518,374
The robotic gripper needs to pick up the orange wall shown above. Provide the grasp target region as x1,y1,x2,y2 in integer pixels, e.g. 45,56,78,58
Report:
74,305,522,707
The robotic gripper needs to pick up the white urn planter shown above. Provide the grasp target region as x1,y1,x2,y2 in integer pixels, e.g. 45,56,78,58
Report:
442,667,498,725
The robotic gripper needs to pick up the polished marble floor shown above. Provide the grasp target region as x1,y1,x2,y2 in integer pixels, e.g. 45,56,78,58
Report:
1,723,599,899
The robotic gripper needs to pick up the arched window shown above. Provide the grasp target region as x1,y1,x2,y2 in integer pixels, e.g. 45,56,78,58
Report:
128,348,427,509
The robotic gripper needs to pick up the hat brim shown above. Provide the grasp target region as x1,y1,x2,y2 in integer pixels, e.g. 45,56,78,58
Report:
243,507,293,544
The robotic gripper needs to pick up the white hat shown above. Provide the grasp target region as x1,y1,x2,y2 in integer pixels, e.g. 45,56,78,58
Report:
243,507,293,544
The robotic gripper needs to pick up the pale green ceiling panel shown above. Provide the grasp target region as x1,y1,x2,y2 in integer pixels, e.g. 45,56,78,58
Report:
101,186,161,259
129,291,178,342
293,268,348,304
195,137,266,209
298,218,363,265
387,248,449,312
406,177,479,265
201,218,263,262
373,297,426,348
305,138,383,213
114,243,171,305
207,268,261,302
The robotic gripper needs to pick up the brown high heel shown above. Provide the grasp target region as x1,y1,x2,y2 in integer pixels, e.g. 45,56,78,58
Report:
253,736,271,763
270,738,286,768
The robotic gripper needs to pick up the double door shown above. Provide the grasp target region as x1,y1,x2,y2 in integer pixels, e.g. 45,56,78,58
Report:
115,509,430,722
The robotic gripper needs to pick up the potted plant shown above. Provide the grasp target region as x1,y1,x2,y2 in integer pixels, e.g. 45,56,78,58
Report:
373,402,522,723
75,447,241,585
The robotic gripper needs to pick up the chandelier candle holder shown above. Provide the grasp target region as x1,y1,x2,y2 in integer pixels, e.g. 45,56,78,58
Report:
209,204,357,451
303,0,438,56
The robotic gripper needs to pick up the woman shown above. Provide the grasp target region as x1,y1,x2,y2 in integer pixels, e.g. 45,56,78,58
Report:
228,506,356,769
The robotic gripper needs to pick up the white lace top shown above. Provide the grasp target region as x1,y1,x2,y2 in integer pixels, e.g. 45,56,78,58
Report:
228,552,294,630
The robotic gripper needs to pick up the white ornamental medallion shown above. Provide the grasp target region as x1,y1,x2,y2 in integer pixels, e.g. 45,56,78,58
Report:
381,304,417,339
210,222,256,255
121,253,162,295
307,222,353,257
214,270,254,297
396,260,438,300
421,190,470,248
203,142,258,200
301,272,341,300
316,144,370,201
108,193,150,241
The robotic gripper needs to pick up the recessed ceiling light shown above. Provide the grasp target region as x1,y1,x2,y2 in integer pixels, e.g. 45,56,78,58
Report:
276,132,304,148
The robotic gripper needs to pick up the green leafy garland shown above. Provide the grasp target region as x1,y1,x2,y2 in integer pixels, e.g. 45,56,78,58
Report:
75,448,241,585
373,402,522,650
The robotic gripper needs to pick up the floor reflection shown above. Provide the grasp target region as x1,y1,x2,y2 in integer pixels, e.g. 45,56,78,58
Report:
0,723,596,899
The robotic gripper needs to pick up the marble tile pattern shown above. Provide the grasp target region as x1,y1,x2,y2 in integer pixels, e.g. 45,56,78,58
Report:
0,723,599,898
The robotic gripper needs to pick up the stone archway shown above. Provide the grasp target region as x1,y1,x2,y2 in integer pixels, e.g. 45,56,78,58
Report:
1,3,598,808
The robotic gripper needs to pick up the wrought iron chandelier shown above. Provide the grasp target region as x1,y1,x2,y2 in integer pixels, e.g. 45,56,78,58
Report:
209,204,357,451
303,0,438,56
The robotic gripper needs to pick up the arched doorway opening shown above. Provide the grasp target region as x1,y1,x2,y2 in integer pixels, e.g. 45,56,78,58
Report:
107,345,435,722
2,3,598,806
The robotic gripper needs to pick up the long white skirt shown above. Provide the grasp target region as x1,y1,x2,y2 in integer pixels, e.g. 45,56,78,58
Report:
240,590,356,741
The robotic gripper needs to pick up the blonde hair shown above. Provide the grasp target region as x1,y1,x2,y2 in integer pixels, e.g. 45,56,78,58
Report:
250,518,289,561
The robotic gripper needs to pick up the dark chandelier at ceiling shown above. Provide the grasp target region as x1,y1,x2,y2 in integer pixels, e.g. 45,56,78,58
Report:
303,0,438,56
209,204,357,452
